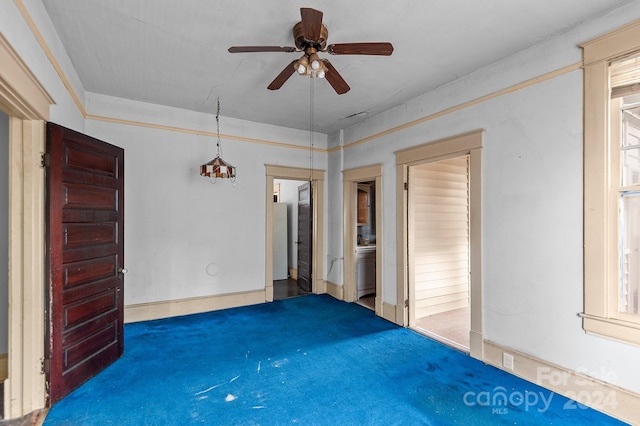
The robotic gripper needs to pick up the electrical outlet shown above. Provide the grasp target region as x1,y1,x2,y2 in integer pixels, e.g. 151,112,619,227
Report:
502,353,514,370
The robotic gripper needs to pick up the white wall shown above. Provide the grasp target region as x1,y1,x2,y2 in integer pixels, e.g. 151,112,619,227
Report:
85,94,327,305
326,144,344,285
0,109,8,354
328,2,640,395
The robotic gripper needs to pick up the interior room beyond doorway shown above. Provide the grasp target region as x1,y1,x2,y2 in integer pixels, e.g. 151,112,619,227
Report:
395,129,483,359
355,180,376,310
343,164,383,316
409,155,471,352
273,178,310,300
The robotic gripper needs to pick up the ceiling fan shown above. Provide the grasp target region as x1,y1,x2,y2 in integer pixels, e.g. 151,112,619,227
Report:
228,7,394,95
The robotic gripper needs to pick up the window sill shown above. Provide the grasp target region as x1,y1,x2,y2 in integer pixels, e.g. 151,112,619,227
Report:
582,313,640,346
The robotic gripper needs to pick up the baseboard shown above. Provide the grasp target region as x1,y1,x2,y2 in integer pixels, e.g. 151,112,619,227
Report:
382,302,398,324
290,269,297,280
483,340,640,425
313,279,327,294
469,330,483,360
124,290,265,323
325,281,343,300
0,352,7,381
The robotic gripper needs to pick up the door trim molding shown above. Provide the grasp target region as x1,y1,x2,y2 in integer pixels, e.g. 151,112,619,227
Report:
0,33,54,120
325,281,343,300
395,129,484,360
0,353,7,380
0,33,53,419
7,119,47,417
343,165,383,317
265,165,325,300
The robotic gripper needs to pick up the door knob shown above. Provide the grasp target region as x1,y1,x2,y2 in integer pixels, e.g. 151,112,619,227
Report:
118,267,128,274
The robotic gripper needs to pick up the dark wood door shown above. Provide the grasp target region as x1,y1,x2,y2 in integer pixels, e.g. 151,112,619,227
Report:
297,182,312,292
45,123,125,404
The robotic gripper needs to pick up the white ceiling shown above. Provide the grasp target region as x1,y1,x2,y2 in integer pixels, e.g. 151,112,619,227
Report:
41,0,630,134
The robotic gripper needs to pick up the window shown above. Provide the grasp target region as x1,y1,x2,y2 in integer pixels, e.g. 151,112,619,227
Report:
582,19,640,345
615,83,640,317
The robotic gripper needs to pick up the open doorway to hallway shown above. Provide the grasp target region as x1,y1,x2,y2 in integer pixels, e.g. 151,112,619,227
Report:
265,165,325,303
273,179,310,300
0,109,9,418
409,155,470,352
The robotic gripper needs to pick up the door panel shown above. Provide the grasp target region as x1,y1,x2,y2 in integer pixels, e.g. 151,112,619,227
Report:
297,182,312,292
46,123,124,404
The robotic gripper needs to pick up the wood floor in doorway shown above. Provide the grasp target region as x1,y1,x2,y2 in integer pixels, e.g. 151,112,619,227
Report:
415,307,470,351
273,278,308,300
356,294,375,310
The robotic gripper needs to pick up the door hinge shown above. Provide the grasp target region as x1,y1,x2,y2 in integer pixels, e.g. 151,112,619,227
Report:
405,299,409,308
404,182,408,190
41,357,50,374
41,153,51,168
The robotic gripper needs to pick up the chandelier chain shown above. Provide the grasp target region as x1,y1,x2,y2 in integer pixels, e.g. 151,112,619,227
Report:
216,97,223,157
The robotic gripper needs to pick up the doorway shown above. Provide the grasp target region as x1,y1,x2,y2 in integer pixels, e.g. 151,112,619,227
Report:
0,32,54,419
409,156,470,352
395,130,483,360
343,165,383,315
272,178,309,300
265,165,325,302
355,181,376,310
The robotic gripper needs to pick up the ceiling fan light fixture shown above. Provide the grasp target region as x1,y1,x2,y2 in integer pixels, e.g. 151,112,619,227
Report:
295,55,309,74
228,7,392,94
315,61,327,79
309,52,321,70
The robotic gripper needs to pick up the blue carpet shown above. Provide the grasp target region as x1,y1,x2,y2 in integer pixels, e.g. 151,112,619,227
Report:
44,294,625,425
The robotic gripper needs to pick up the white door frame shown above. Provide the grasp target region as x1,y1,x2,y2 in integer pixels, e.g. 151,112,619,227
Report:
343,165,383,316
0,34,54,418
395,130,483,360
265,165,325,301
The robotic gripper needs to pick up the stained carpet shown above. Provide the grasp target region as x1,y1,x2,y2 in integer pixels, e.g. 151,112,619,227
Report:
44,295,625,425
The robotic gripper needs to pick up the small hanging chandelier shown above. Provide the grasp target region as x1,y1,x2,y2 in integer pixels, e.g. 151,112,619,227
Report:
200,98,236,183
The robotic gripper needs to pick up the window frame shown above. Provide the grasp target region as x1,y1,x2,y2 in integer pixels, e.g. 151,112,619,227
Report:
582,19,640,345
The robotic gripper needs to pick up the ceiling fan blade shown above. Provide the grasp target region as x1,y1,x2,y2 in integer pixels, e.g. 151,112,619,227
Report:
267,60,297,90
327,42,394,56
300,8,323,42
322,59,350,95
228,46,297,53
